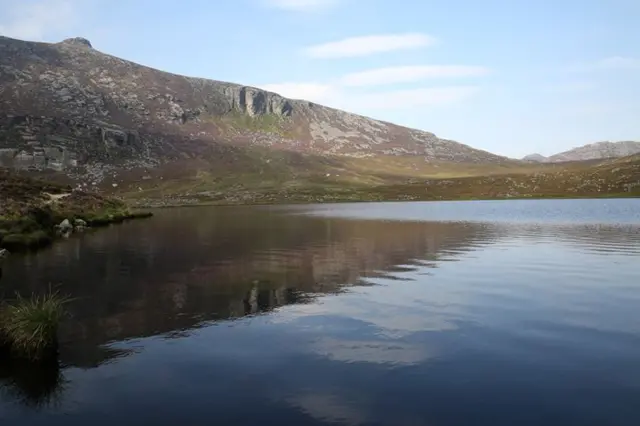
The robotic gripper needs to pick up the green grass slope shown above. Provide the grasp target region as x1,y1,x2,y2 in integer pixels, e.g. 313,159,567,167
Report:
116,151,640,207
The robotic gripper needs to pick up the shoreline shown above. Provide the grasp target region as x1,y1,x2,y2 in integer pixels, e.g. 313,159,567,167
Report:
130,192,640,209
0,208,153,255
3,193,636,256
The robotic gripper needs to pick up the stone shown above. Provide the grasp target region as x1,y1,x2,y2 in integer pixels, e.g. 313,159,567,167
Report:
0,248,10,259
57,218,73,233
60,37,93,48
74,218,87,228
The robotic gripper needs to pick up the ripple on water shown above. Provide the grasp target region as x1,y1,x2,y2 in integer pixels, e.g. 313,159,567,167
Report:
0,199,639,425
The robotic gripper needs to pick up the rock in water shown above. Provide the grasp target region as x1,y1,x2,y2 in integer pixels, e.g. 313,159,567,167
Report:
57,219,73,234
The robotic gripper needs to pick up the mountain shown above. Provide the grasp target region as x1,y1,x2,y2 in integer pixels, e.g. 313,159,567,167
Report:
523,141,640,163
522,153,548,162
0,36,506,192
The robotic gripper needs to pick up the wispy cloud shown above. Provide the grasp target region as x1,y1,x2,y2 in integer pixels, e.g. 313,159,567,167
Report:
304,33,436,59
596,56,640,70
353,86,481,109
260,82,337,102
339,65,490,87
259,80,481,110
0,0,78,41
541,81,596,93
263,0,341,11
259,60,485,110
566,56,640,73
553,100,621,118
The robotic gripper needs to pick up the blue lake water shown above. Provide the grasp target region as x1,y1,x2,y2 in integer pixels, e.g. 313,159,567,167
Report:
0,199,639,426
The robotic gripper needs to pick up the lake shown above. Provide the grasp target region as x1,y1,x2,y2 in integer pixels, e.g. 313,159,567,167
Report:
1,199,639,426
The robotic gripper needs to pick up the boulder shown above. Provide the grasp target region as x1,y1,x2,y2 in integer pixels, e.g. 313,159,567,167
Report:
0,248,10,259
56,218,73,234
74,218,87,227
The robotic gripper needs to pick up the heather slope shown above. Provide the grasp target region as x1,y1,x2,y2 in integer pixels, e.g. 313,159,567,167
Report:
0,35,505,193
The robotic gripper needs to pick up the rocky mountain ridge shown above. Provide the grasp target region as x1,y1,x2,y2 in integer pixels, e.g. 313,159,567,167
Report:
0,35,506,189
523,141,640,163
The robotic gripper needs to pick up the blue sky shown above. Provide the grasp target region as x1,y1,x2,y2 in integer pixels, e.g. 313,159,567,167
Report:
1,0,638,158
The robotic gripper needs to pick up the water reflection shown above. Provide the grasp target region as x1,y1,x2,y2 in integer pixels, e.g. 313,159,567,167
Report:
0,202,638,425
0,357,67,409
1,207,503,368
3,206,640,371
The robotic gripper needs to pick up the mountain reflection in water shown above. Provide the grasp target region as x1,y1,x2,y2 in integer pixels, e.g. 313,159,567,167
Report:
2,207,500,368
0,200,638,426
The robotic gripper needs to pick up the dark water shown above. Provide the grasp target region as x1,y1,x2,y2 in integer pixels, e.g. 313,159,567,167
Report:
1,199,639,426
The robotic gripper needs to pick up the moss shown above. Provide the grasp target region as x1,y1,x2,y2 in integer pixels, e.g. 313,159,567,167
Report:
0,230,52,250
218,111,292,136
126,211,154,219
82,208,153,227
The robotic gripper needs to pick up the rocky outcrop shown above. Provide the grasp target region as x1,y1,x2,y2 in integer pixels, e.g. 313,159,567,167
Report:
223,85,293,117
60,37,93,48
0,35,507,188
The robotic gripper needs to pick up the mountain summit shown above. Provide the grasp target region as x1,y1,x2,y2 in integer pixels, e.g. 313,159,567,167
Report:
0,35,505,189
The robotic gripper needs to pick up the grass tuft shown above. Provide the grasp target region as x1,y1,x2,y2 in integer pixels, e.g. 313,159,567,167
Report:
0,290,71,360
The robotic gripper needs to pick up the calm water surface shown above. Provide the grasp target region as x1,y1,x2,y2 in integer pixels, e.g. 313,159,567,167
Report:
0,199,639,426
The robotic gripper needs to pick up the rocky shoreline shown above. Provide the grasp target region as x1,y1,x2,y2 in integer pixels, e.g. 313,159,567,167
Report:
0,170,153,256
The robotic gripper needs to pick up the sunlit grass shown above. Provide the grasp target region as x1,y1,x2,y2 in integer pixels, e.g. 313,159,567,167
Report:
0,290,71,360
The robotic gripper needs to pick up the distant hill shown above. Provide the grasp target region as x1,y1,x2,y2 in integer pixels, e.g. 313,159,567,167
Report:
523,141,640,163
522,153,548,163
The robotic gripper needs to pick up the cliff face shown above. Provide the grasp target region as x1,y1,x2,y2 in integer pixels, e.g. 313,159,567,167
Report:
0,36,505,187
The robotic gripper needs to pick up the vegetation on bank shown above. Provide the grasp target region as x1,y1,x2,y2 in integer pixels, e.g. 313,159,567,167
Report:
0,170,153,252
0,290,69,360
126,154,640,207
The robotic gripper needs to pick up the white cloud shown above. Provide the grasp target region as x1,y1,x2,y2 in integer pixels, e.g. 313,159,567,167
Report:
556,101,618,117
541,81,596,93
264,0,340,11
0,0,78,41
304,33,436,59
566,56,640,73
596,56,640,70
339,65,490,87
260,82,338,103
352,86,481,109
258,81,480,111
311,337,430,365
286,392,369,425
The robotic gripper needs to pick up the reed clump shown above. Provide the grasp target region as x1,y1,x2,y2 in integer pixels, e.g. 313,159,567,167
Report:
0,291,70,360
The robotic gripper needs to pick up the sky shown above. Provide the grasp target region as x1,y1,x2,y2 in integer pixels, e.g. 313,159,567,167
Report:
0,0,639,158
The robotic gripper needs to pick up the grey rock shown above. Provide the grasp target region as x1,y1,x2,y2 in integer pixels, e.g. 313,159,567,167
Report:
57,219,73,233
0,248,10,259
74,218,87,228
59,37,93,48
